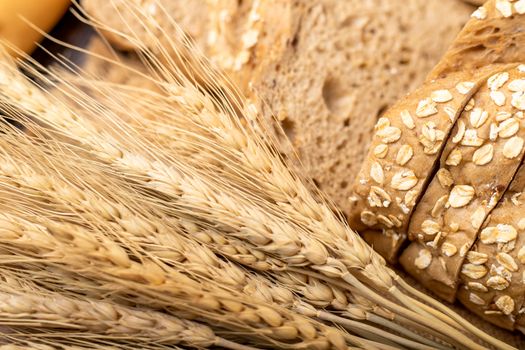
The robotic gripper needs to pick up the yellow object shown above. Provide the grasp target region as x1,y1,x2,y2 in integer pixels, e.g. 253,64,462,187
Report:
0,0,70,56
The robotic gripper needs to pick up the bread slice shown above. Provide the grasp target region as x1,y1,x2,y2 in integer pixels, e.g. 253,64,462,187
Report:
400,65,525,302
352,0,525,332
349,69,486,263
82,0,474,216
457,162,525,331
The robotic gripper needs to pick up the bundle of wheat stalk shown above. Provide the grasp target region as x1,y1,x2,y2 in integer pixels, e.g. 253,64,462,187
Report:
0,1,517,349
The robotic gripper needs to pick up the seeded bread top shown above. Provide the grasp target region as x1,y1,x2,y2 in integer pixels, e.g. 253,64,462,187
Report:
401,66,525,301
457,162,525,331
349,70,485,248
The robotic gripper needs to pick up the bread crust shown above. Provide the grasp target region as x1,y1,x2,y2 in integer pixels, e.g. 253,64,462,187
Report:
350,70,485,263
402,66,525,301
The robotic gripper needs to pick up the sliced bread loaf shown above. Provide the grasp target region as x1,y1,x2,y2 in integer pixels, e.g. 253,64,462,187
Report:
352,0,525,331
81,0,474,216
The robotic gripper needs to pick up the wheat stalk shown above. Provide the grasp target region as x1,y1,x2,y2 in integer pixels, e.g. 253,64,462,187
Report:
0,32,504,350
0,104,443,350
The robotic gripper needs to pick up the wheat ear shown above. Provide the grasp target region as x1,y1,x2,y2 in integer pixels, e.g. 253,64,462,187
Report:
0,150,362,350
0,273,220,347
0,126,441,350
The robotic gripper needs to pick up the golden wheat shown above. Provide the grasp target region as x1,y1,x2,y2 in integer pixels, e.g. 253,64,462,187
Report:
0,272,219,347
0,129,371,350
0,115,434,349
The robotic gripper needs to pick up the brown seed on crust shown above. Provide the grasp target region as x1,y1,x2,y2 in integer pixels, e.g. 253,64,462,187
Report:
431,89,453,103
496,252,518,272
470,108,489,128
444,106,456,122
495,295,514,315
437,168,454,188
467,251,489,265
360,210,377,227
377,126,402,143
445,149,462,166
375,117,390,131
495,0,513,17
469,293,486,305
461,264,488,279
416,98,438,117
374,144,388,158
404,190,418,207
517,246,525,264
456,81,475,94
472,144,494,165
503,137,524,159
391,170,418,191
452,120,466,144
496,111,512,122
490,123,499,141
498,118,519,138
470,206,485,229
461,129,484,146
400,110,415,129
421,219,440,235
370,161,384,184
516,1,525,15
508,79,525,92
471,7,487,20
396,144,413,166
488,71,509,90
415,249,432,269
459,242,470,257
468,282,488,292
368,186,392,208
441,242,457,257
511,91,525,110
431,195,448,218
448,185,475,208
490,91,506,106
487,275,510,290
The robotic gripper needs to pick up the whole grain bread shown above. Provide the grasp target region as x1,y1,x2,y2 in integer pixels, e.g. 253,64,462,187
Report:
401,65,525,302
352,0,525,332
81,0,473,216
